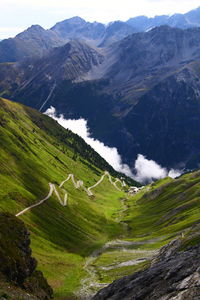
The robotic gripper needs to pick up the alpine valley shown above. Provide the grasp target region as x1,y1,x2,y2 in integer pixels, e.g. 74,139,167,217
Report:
0,5,200,300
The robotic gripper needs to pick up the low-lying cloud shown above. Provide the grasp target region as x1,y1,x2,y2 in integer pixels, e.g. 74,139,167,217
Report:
45,107,182,183
45,106,133,177
134,154,181,183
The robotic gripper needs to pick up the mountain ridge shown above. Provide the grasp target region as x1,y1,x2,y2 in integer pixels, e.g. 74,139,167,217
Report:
1,25,200,171
1,6,200,62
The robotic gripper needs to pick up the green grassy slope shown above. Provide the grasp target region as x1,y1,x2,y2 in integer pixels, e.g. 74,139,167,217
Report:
124,171,200,249
0,97,135,298
1,97,200,299
89,172,200,287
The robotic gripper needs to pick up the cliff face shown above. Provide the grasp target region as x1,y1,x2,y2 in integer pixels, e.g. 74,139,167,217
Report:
0,213,53,300
93,242,200,300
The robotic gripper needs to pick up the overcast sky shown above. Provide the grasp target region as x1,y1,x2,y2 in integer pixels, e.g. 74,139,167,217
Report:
0,0,200,39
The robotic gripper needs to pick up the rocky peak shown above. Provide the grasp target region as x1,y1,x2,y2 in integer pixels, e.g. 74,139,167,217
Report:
16,25,46,38
65,16,86,25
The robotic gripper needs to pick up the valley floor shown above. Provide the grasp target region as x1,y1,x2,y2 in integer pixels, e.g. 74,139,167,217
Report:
76,195,158,299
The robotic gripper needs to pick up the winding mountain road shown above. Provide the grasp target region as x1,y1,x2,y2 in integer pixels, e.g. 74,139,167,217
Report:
88,171,125,193
15,171,125,217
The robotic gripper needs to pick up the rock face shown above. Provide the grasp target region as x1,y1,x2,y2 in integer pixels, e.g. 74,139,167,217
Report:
0,212,53,299
0,25,65,62
93,242,200,300
103,26,200,97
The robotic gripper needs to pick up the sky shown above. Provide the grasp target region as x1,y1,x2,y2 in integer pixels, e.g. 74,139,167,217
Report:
0,0,200,39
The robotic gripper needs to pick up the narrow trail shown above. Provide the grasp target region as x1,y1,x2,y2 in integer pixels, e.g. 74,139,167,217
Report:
15,171,125,217
16,183,54,217
39,82,56,112
77,237,157,299
88,171,125,193
77,196,157,300
77,197,129,299
16,183,68,217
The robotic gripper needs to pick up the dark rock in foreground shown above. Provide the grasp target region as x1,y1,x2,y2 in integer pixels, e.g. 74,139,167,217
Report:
0,212,53,300
93,242,200,300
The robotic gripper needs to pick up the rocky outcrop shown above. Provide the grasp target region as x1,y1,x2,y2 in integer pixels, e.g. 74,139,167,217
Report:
0,212,53,300
93,242,200,300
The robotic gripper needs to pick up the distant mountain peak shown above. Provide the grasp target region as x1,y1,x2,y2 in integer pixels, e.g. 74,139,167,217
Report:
26,24,45,32
16,24,45,37
52,16,86,28
64,16,86,24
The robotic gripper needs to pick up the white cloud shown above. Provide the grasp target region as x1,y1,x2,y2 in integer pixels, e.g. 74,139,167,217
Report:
134,154,181,183
45,106,133,177
168,169,181,178
45,107,182,183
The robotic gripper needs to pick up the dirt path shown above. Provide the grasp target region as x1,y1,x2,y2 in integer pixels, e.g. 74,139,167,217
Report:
16,183,54,217
15,183,68,217
39,82,56,112
88,171,125,193
15,171,124,217
76,195,158,300
77,238,157,299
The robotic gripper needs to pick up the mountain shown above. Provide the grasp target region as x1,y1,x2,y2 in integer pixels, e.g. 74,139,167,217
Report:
0,97,137,298
97,25,200,99
127,15,169,31
0,18,134,63
51,16,105,44
93,169,200,299
0,97,200,299
0,40,104,111
0,25,65,62
51,17,136,47
127,6,200,31
98,21,136,47
1,6,200,64
1,8,200,300
1,26,200,170
185,6,200,25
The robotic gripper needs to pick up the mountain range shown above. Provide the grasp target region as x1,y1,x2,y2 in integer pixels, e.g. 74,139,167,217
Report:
1,6,200,63
1,5,200,300
1,24,200,171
